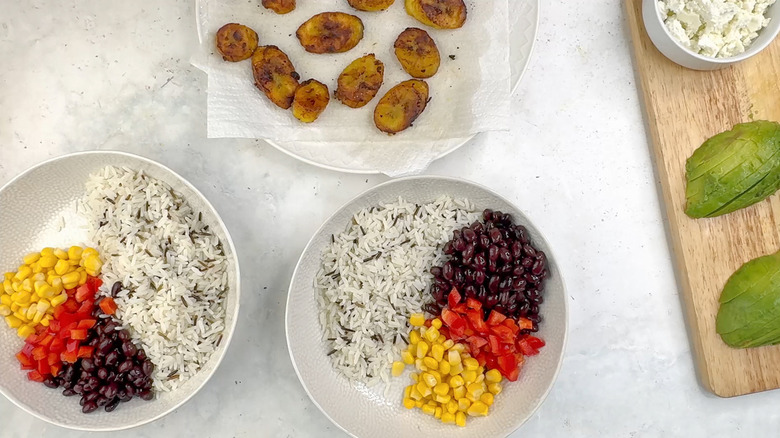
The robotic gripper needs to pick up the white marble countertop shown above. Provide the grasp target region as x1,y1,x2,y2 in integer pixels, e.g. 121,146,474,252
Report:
2,0,780,436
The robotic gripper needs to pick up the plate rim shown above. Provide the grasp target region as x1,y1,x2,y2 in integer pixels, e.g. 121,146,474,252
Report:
284,175,569,437
195,0,541,174
0,150,242,431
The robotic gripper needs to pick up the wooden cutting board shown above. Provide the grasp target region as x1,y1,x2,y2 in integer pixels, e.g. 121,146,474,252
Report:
626,0,780,397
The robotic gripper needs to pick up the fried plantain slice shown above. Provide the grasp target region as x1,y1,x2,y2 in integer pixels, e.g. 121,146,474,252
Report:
215,23,259,62
296,12,364,54
394,27,440,78
404,0,466,29
292,79,330,123
335,54,385,108
373,79,429,134
347,0,395,11
262,0,296,14
251,45,300,109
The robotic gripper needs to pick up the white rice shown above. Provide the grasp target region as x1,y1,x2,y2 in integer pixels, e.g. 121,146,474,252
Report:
80,166,228,392
316,196,478,392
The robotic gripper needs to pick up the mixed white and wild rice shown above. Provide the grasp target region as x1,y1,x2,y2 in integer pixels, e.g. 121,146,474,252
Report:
80,166,228,392
316,196,478,390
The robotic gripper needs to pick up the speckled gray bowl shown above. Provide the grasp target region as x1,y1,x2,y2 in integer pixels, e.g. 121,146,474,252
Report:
0,151,240,431
286,176,567,438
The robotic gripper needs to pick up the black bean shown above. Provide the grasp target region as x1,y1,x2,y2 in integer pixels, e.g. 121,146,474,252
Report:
430,266,442,277
139,390,154,401
63,388,76,397
43,378,59,389
96,396,109,407
121,341,137,357
118,360,134,374
105,351,120,367
111,281,122,297
98,338,113,355
82,401,98,414
482,209,493,221
105,398,120,412
136,349,147,361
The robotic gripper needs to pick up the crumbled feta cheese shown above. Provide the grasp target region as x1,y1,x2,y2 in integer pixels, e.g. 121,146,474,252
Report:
657,0,776,58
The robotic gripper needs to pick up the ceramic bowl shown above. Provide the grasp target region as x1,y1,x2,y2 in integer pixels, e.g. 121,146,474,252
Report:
286,176,567,438
0,151,240,431
643,0,780,70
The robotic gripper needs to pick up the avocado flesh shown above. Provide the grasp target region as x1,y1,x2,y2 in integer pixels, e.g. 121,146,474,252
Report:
685,121,780,218
717,269,780,335
717,251,780,348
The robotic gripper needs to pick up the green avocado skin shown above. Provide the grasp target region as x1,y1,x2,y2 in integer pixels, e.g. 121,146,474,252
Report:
717,251,780,348
685,121,780,218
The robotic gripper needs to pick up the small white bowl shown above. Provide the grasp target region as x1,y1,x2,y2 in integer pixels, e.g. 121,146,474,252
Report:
0,151,241,431
286,176,568,438
643,0,780,70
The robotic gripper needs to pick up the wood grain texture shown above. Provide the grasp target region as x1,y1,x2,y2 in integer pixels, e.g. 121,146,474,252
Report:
626,0,780,397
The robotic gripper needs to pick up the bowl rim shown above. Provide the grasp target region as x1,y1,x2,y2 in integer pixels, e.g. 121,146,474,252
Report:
0,150,242,432
284,175,569,438
646,0,780,63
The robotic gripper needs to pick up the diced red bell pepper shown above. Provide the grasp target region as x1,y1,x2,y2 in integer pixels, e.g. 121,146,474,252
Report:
441,308,468,337
49,337,65,354
501,318,520,335
466,310,489,334
75,284,95,303
517,337,539,356
27,370,45,382
99,297,117,316
62,299,79,313
448,288,462,308
86,276,103,292
47,352,59,366
526,336,545,350
25,333,41,344
69,329,88,340
486,310,507,326
76,299,94,317
16,352,35,370
21,342,35,357
60,350,79,364
50,363,61,377
505,366,520,382
466,335,488,352
49,320,61,332
450,303,468,314
497,354,518,378
32,346,47,361
465,298,482,310
37,359,50,376
490,324,515,343
77,319,97,329
66,339,79,353
517,318,534,331
77,346,94,358
488,334,501,353
38,334,54,348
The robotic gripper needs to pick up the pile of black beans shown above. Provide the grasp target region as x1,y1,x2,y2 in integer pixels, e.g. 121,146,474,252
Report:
425,209,548,332
42,287,155,413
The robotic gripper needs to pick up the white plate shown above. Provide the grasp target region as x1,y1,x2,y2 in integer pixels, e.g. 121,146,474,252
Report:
196,1,539,174
286,177,567,438
0,151,241,431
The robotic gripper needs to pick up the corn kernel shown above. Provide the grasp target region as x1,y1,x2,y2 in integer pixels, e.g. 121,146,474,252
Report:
450,343,465,353
410,387,423,401
54,259,70,275
0,294,10,306
415,358,427,372
449,375,465,388
409,313,425,327
403,398,415,409
3,273,13,281
40,247,54,257
404,385,412,399
433,382,449,396
40,315,51,327
36,299,50,313
424,326,439,342
449,362,463,376
448,350,461,366
423,357,438,370
39,255,58,268
422,373,437,388
14,266,32,282
415,399,424,408
401,349,414,365
391,361,405,377
443,339,454,349
480,392,494,406
485,369,502,383
50,277,63,293
439,360,451,375
431,344,444,362
25,305,37,320
431,318,442,329
5,315,22,328
52,249,67,260
434,394,451,404
421,404,436,416
410,372,419,382
21,278,32,293
82,247,98,260
17,324,35,338
61,271,80,288
2,280,11,294
409,330,421,345
84,255,102,273
434,406,442,419
467,401,489,417
463,357,479,371
0,305,10,316
30,262,43,274
51,292,68,308
68,259,80,266
32,311,44,324
488,383,502,395
79,270,88,285
10,302,19,312
462,370,477,384
430,370,443,384
467,382,485,397
453,385,467,400
23,252,41,265
455,411,467,427
68,246,83,260
16,291,31,305
32,272,46,282
441,412,456,424
446,400,458,414
416,341,429,359
417,381,432,397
